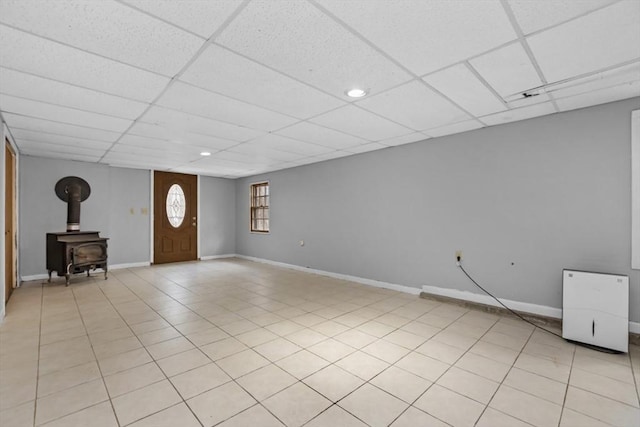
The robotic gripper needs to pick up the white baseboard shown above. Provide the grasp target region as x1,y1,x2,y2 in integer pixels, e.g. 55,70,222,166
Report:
200,254,236,261
235,255,421,295
110,262,151,270
421,285,640,335
21,273,49,282
421,284,563,319
20,261,150,282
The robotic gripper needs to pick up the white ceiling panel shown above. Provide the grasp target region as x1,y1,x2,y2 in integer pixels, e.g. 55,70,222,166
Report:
15,139,105,158
1,1,637,177
109,144,201,163
120,0,243,38
216,0,412,99
250,134,334,156
0,95,132,132
22,150,101,163
139,106,265,142
311,105,412,141
10,129,113,150
357,80,470,131
122,126,238,152
0,0,204,76
1,113,121,142
276,121,367,150
306,150,354,162
378,132,429,147
316,0,517,76
423,64,507,117
117,134,229,155
555,80,640,111
507,0,617,35
157,82,297,132
181,45,346,119
343,142,388,154
480,102,556,126
425,120,484,138
0,26,169,102
470,42,544,99
527,1,640,83
0,68,148,120
547,62,640,99
225,142,305,163
100,153,183,170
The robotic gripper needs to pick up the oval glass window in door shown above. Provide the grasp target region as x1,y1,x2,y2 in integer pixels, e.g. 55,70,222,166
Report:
166,184,186,228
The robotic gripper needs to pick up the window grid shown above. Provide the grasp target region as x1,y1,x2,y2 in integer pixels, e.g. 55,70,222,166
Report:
251,182,269,232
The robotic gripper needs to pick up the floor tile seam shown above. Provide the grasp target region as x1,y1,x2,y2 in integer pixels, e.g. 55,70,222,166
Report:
570,363,639,387
564,381,640,409
68,284,127,427
459,314,536,426
32,283,45,427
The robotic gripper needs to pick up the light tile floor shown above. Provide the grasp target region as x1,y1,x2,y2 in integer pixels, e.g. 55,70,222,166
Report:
1,258,639,427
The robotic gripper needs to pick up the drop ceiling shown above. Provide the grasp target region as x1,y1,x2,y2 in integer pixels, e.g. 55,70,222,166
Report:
0,0,638,178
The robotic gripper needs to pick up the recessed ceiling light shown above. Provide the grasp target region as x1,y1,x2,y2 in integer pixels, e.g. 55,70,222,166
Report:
346,88,368,98
200,151,211,156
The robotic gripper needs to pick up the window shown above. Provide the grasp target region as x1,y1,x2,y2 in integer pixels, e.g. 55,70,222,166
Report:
251,182,270,232
166,183,186,228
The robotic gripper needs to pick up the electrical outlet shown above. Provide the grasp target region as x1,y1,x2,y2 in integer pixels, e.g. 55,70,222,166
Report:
455,250,462,261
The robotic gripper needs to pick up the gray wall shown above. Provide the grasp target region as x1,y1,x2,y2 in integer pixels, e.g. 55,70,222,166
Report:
19,157,151,276
200,175,236,257
236,98,640,323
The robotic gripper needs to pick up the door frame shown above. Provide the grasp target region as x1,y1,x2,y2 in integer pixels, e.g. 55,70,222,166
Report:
3,128,19,312
151,170,199,264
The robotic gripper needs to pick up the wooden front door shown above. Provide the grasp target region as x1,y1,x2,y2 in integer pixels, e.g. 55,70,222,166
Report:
153,171,197,264
5,141,16,302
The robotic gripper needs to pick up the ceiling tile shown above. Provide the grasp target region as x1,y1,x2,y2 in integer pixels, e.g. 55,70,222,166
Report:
123,125,237,151
425,119,484,138
0,95,132,132
117,134,226,156
0,26,169,102
157,81,297,131
310,104,412,141
21,150,100,163
100,153,183,170
0,0,204,76
10,129,113,150
1,113,121,142
423,64,507,117
180,45,346,119
527,1,640,83
250,134,334,156
109,142,202,162
120,0,243,38
216,0,412,99
316,0,517,75
138,106,265,142
343,142,388,154
0,67,148,119
306,151,354,162
507,0,617,35
480,102,556,126
276,121,367,150
357,80,470,131
15,139,106,158
378,132,429,147
546,62,640,99
225,142,304,162
470,42,543,99
555,80,640,111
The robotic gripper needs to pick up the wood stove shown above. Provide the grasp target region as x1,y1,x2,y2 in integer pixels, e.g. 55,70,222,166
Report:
47,231,108,285
46,176,109,285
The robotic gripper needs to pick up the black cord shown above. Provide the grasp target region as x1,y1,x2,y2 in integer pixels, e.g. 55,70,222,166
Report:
456,262,620,354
